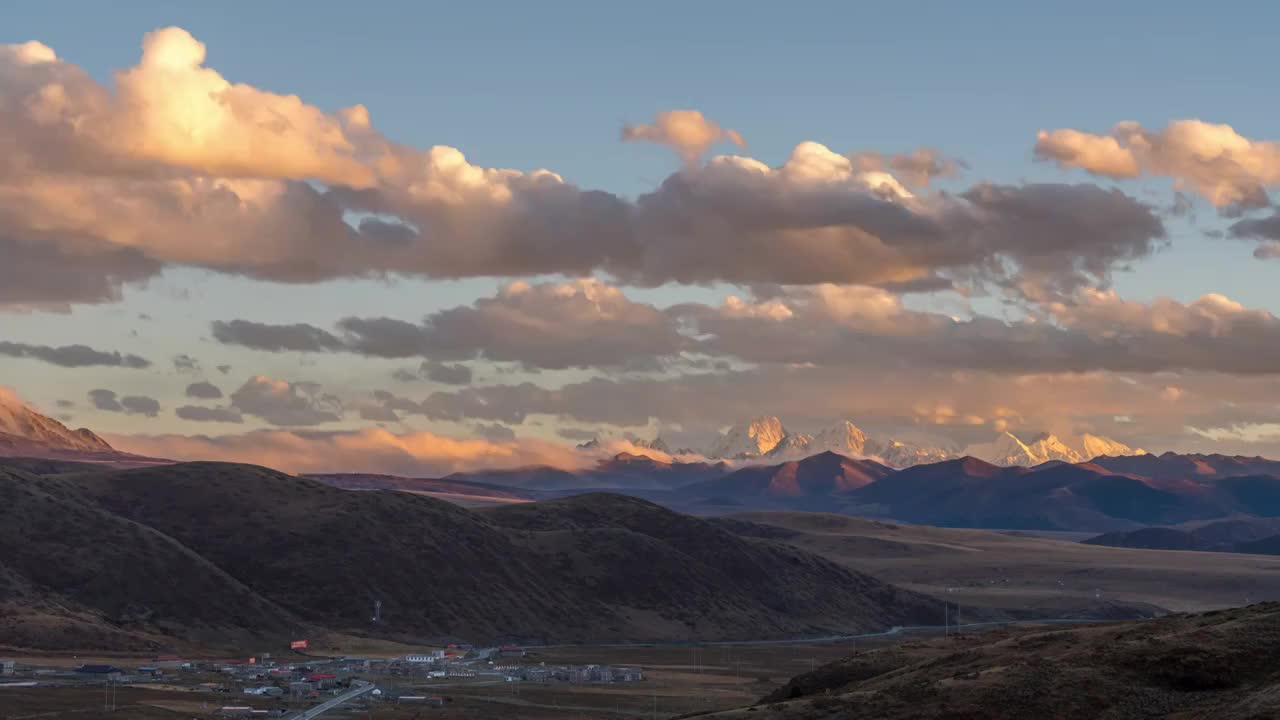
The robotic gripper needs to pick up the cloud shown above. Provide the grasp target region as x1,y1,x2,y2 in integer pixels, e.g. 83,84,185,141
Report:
211,319,345,353
0,28,375,186
850,148,964,188
175,405,243,423
185,381,224,399
173,354,201,373
213,279,687,370
472,422,517,442
679,284,1280,375
1036,120,1280,209
0,28,1168,307
109,426,589,477
0,340,150,368
228,376,342,426
0,236,160,311
88,389,161,417
1229,212,1280,259
420,361,472,385
622,110,746,165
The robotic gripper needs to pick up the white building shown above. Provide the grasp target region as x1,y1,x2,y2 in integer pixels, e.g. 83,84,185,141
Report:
404,651,444,663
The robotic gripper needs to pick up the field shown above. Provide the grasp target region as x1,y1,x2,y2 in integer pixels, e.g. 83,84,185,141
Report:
727,512,1280,615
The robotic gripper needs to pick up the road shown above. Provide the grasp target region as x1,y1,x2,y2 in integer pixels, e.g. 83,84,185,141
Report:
525,616,1143,650
288,679,375,720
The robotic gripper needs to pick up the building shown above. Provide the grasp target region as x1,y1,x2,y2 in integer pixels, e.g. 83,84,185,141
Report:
1,660,16,675
75,665,123,681
404,651,444,663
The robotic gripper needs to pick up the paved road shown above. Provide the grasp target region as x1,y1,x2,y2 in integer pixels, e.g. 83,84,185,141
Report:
288,679,375,720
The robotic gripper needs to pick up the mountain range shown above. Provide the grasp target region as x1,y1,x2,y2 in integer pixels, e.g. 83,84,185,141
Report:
6,393,1280,534
696,415,1143,467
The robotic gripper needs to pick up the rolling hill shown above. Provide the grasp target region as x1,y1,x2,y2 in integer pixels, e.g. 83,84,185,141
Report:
705,603,1280,719
0,460,946,651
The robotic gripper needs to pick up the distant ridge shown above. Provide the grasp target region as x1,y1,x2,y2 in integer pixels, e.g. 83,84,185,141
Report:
0,388,165,466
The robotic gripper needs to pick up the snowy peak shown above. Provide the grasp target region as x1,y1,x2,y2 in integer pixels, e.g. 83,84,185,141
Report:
0,388,114,453
809,421,869,456
1080,433,1144,459
869,439,957,468
964,431,1141,467
711,416,788,458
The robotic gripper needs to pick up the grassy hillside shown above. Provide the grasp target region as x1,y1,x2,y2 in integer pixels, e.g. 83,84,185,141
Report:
0,462,946,651
700,603,1280,719
0,467,302,651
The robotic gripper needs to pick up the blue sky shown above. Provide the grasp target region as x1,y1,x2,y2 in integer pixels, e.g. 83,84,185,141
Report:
4,2,1280,472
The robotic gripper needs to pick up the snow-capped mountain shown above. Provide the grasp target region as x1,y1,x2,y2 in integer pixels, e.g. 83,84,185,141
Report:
963,431,1143,466
710,416,789,458
1079,433,1144,460
709,417,956,467
868,439,957,467
0,388,113,454
702,415,1140,468
809,421,870,456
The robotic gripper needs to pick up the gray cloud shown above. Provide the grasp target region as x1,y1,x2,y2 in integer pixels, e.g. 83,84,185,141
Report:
173,354,201,373
0,235,161,311
88,389,161,417
0,341,150,368
185,381,224,400
175,405,243,423
212,279,685,371
421,361,472,385
472,422,517,442
228,376,343,427
1231,212,1280,260
211,319,345,353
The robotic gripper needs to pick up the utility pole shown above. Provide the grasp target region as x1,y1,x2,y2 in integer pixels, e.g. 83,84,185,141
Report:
944,602,949,636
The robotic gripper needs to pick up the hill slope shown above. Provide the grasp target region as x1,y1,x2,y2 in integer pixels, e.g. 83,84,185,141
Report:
0,461,946,650
0,466,302,651
704,603,1280,720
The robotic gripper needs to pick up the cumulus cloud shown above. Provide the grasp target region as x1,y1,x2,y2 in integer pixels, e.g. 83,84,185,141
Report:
1036,120,1280,209
185,381,223,399
228,376,342,426
850,148,964,188
88,389,161,417
622,110,746,165
175,405,243,423
0,340,150,368
109,426,589,476
0,28,1170,308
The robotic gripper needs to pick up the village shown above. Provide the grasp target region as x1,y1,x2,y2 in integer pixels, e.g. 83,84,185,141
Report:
0,643,648,716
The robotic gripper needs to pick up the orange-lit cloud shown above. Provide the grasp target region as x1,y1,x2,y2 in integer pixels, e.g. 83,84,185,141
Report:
622,110,745,165
110,426,593,476
1036,119,1280,209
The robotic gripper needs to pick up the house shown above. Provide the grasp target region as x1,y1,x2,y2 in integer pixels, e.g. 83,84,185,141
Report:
404,651,444,663
289,681,314,696
75,665,122,680
0,660,16,675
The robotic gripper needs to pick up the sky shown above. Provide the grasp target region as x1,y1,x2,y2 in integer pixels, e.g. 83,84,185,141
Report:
4,1,1280,474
